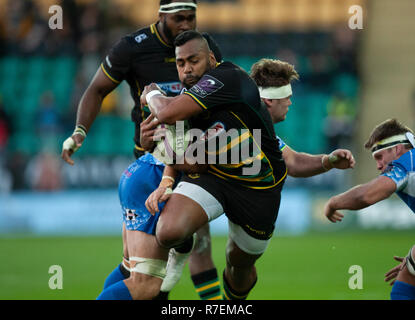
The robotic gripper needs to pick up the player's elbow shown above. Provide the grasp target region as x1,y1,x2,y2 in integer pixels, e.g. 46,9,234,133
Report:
285,156,303,177
286,165,302,177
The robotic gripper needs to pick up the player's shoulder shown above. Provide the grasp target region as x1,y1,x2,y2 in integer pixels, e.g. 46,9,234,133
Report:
122,25,154,47
392,149,415,171
211,61,250,81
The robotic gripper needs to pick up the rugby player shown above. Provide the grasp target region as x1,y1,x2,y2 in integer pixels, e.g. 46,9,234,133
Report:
324,119,415,300
143,30,287,300
62,1,222,300
251,58,355,178
146,56,356,299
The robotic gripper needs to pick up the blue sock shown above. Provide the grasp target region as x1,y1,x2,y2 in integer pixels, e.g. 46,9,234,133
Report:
391,280,415,300
103,264,128,289
97,280,133,300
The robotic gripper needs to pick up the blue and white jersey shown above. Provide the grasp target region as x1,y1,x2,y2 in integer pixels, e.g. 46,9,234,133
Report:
276,135,286,151
140,152,165,166
382,150,415,213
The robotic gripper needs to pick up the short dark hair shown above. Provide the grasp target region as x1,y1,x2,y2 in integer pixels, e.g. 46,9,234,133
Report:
250,58,299,87
160,0,197,6
365,118,414,149
174,30,205,47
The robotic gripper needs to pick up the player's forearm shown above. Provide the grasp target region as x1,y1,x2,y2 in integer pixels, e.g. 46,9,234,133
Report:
163,165,179,180
75,87,105,132
287,153,329,177
147,93,200,124
329,184,375,211
148,95,176,124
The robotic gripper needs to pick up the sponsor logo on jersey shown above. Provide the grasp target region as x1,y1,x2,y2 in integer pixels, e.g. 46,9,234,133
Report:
125,208,138,221
135,33,148,44
156,81,183,96
201,122,226,141
190,75,224,98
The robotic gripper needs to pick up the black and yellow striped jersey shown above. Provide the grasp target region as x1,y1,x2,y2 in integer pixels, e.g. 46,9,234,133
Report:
185,62,287,189
100,22,222,147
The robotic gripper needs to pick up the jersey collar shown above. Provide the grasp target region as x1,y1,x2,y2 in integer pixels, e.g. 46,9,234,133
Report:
150,23,173,48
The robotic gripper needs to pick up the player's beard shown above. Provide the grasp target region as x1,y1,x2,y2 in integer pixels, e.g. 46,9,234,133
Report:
162,18,175,44
183,60,213,89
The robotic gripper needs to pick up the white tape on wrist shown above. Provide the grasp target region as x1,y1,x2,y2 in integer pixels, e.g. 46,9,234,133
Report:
146,90,162,105
63,137,80,153
162,176,175,184
328,154,339,164
321,155,330,171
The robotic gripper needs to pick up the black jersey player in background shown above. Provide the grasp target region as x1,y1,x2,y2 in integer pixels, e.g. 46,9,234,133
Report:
62,0,222,300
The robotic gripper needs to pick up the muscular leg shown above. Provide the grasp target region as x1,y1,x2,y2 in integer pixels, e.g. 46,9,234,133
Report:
222,238,261,300
188,223,222,300
189,224,215,273
156,193,209,248
221,220,271,300
98,230,169,300
102,224,130,290
124,230,169,300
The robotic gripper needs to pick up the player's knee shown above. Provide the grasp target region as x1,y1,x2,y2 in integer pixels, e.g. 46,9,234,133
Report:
126,273,161,300
156,222,187,249
226,240,260,269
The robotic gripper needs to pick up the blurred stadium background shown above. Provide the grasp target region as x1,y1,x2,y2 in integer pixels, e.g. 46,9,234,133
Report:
0,0,414,300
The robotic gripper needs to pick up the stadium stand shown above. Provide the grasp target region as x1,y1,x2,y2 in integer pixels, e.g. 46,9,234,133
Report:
0,0,359,189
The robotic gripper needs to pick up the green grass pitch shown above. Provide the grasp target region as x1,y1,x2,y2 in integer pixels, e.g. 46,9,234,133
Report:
0,232,413,300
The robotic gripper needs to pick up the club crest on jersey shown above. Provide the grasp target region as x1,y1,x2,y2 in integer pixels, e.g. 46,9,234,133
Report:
190,75,224,98
201,122,226,141
135,33,148,43
125,208,138,221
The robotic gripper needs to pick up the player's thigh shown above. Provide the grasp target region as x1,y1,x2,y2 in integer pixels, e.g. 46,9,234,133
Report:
156,193,209,246
226,220,269,268
126,229,169,261
122,223,128,259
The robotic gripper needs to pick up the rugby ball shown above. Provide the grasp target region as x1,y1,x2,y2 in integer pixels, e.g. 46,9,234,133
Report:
152,120,192,164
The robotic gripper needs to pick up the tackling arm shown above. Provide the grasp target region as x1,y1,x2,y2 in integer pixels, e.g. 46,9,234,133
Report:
324,176,396,222
283,146,355,177
142,84,202,124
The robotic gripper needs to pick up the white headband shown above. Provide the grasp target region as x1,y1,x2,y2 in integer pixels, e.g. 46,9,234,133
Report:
371,133,414,155
259,84,292,100
159,2,197,13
